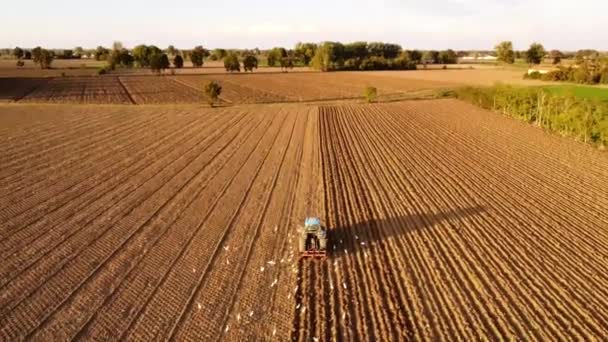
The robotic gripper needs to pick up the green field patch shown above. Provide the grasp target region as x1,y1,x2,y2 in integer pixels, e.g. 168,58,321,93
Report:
542,85,608,101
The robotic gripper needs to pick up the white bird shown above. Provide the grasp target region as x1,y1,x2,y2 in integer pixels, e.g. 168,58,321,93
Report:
225,324,230,332
270,279,278,288
260,266,265,272
249,310,254,317
267,260,276,265
197,303,202,310
223,246,229,251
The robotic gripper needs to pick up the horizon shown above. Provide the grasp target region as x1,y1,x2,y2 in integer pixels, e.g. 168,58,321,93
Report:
2,0,607,51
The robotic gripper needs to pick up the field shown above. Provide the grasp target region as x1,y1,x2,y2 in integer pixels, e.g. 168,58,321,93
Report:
0,66,567,106
543,85,608,101
1,99,607,340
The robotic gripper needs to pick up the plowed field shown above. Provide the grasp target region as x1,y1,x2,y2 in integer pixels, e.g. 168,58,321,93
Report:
1,99,607,341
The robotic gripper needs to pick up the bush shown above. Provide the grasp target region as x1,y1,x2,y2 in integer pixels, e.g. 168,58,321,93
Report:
97,67,108,75
364,86,378,103
204,81,222,107
16,60,25,67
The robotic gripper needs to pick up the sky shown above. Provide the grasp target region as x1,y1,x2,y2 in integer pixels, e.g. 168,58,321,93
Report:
2,0,607,51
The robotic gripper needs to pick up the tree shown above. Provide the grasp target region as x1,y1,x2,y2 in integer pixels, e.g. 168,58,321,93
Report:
132,45,161,67
311,42,345,71
294,42,317,66
32,47,42,64
243,55,258,72
406,50,422,64
74,46,84,58
280,56,294,72
38,49,54,69
24,51,32,60
439,49,458,64
13,47,24,59
167,45,177,56
191,46,206,67
204,81,222,107
173,54,184,68
62,49,74,59
423,50,440,64
108,44,134,70
95,46,110,61
550,50,564,64
224,53,240,72
149,53,170,74
267,47,287,67
211,48,227,61
495,41,515,64
526,43,546,65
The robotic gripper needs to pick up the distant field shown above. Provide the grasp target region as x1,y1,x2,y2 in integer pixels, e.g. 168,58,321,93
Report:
543,85,608,101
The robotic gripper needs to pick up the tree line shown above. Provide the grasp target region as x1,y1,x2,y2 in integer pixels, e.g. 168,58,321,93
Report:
493,41,608,85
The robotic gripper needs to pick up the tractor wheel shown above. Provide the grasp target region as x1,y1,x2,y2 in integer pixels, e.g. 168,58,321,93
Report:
299,236,306,253
319,238,327,250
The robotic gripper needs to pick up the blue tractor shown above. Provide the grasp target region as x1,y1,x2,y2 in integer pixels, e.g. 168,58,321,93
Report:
299,217,327,258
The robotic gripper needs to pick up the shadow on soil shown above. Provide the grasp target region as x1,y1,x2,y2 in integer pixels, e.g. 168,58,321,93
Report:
326,205,487,258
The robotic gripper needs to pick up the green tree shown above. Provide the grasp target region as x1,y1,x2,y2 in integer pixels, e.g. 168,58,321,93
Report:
149,53,170,74
204,81,222,107
495,41,515,64
423,50,440,64
13,47,24,59
311,42,345,71
439,49,458,64
32,47,42,64
38,49,54,69
132,45,161,67
167,45,177,56
550,50,564,64
62,49,74,59
173,54,184,68
212,48,227,61
224,53,240,72
294,42,317,66
364,86,378,103
191,46,206,67
526,43,546,65
94,46,109,61
108,48,134,69
280,56,294,71
267,47,287,67
74,46,84,58
243,55,258,72
407,50,422,64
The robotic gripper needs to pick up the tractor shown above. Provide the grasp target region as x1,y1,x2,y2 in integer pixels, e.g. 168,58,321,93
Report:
298,217,327,258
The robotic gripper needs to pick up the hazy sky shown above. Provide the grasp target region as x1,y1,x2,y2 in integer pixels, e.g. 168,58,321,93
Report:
2,0,607,50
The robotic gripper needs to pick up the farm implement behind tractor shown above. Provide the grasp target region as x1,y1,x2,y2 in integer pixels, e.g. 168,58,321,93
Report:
298,217,327,258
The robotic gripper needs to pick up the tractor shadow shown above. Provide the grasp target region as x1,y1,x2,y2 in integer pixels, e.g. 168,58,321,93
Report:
326,205,487,258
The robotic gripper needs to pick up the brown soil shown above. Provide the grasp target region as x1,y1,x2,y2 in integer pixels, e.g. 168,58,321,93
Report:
0,99,606,341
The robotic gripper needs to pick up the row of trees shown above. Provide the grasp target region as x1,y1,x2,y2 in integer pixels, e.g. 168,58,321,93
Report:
307,41,422,71
494,42,603,66
454,84,608,146
495,41,547,64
